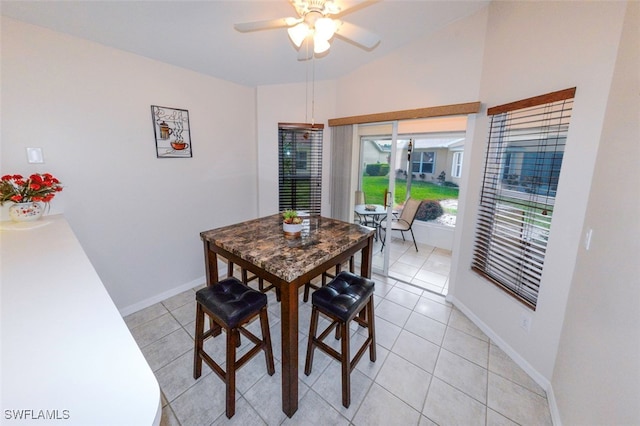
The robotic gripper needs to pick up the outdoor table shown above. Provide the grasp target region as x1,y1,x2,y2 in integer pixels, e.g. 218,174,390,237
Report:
354,204,387,239
200,214,375,417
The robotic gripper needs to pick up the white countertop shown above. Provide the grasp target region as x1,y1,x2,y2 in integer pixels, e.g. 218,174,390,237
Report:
1,215,161,425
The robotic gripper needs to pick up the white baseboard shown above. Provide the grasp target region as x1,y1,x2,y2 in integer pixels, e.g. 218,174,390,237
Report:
447,295,562,426
118,275,206,317
545,384,562,426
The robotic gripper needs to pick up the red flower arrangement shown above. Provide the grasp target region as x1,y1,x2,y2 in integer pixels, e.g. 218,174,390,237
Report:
0,173,63,205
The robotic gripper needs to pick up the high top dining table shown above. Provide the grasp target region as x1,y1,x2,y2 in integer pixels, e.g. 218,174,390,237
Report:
200,214,375,417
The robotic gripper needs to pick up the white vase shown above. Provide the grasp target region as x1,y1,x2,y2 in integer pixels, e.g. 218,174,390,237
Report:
9,202,44,222
283,222,303,238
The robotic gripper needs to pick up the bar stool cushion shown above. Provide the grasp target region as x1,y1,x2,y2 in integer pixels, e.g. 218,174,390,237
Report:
311,271,375,322
196,277,267,328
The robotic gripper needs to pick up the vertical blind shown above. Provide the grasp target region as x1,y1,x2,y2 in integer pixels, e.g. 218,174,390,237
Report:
329,124,354,221
278,123,323,215
472,88,575,309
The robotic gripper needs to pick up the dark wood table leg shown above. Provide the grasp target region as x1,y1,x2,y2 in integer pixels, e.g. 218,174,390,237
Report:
203,241,219,286
280,281,299,417
358,235,375,323
203,242,222,336
360,235,374,279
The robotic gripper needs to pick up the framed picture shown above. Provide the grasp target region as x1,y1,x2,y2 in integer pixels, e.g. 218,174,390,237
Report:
151,105,192,158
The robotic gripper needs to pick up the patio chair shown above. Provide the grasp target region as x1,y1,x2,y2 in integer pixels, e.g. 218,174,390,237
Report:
380,198,421,252
354,190,366,224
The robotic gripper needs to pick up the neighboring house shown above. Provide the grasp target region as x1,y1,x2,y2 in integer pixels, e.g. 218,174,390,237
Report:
389,136,466,186
361,139,390,169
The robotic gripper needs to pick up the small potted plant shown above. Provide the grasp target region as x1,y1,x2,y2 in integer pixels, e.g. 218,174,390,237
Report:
0,173,63,222
282,209,303,238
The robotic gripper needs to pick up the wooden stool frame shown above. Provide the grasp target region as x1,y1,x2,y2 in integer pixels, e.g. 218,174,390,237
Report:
304,292,376,408
193,298,275,418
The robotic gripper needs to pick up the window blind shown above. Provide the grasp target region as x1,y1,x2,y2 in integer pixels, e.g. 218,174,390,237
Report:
278,123,323,216
472,88,575,309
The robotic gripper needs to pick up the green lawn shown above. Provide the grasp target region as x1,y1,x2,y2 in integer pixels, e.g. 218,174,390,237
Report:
362,176,459,206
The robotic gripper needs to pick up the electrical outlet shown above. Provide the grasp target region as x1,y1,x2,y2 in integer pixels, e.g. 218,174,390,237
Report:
520,313,531,333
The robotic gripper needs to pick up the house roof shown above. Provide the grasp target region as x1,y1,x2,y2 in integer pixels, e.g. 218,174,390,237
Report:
412,137,466,149
0,0,488,87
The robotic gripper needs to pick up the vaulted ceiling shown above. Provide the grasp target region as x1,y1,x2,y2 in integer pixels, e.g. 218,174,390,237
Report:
1,1,488,87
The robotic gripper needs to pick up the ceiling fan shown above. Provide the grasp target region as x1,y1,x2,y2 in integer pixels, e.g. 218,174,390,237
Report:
234,0,381,61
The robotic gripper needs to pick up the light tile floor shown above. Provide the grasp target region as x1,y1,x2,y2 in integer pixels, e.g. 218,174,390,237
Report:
125,260,553,426
373,233,451,296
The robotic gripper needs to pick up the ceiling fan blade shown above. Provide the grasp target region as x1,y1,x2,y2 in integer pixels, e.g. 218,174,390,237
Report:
297,36,314,61
234,17,299,32
334,20,380,49
333,0,375,17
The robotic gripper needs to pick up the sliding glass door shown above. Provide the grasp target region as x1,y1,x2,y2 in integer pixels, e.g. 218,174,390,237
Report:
356,118,467,294
356,122,405,276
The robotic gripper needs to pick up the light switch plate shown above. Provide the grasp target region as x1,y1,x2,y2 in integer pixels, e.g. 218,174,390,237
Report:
520,312,532,333
585,228,593,250
26,147,44,164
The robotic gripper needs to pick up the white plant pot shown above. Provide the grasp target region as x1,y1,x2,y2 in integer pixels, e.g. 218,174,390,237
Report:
9,202,44,222
283,222,303,238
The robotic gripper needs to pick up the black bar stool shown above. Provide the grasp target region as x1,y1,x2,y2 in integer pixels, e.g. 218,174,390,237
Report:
303,256,355,303
193,277,275,418
229,260,281,301
304,271,376,408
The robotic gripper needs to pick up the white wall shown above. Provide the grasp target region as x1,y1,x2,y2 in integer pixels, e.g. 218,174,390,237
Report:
412,222,454,251
551,2,640,424
335,6,488,116
256,80,337,217
450,0,628,388
1,18,258,312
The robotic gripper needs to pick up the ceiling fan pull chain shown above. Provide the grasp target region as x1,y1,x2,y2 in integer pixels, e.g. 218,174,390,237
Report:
311,53,316,125
305,45,309,124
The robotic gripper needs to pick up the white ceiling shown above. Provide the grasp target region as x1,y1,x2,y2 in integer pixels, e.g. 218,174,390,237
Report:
1,0,489,87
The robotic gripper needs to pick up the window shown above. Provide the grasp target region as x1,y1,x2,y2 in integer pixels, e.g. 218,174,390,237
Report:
451,152,463,178
412,151,435,174
296,151,308,171
278,123,323,215
472,88,575,309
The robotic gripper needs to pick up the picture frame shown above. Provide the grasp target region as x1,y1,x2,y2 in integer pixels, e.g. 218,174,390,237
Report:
151,105,192,158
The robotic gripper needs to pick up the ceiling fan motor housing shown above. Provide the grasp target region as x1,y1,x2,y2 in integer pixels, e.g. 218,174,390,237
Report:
305,11,324,28
293,0,340,17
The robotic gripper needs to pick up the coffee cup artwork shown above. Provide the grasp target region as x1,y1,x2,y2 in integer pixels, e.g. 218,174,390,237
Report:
151,105,192,158
171,141,189,150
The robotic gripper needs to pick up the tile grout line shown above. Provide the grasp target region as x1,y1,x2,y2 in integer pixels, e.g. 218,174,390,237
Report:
415,284,449,425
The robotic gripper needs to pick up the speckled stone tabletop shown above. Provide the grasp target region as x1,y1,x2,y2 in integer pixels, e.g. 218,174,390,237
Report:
201,214,375,282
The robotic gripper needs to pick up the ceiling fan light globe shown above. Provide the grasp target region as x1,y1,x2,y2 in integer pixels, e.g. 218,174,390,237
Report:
314,17,337,41
288,22,309,47
313,36,330,54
